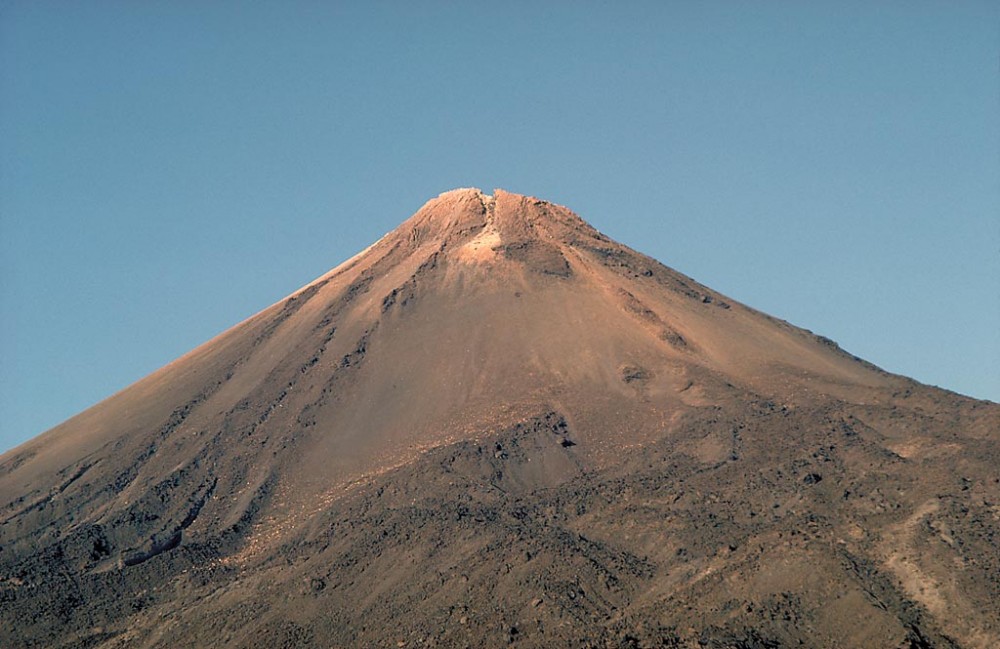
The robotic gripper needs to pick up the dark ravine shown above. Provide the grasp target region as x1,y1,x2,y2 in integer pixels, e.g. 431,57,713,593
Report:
1,188,997,648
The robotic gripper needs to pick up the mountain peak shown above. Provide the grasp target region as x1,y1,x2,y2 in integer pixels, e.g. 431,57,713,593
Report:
4,188,996,649
377,188,601,279
394,187,597,263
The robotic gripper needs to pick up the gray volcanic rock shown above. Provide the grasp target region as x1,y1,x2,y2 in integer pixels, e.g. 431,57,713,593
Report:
1,189,998,648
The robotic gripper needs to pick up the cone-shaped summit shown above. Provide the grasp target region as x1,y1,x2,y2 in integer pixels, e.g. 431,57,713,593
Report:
2,190,998,648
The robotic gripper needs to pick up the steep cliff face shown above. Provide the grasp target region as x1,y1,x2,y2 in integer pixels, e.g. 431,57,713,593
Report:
2,189,997,648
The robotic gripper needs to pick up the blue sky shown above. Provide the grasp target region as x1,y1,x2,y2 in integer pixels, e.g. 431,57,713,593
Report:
1,1,998,453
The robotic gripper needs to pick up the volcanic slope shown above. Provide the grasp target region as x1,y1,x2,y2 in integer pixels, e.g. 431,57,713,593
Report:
1,189,998,649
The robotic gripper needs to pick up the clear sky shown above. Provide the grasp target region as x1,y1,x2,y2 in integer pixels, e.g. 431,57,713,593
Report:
1,1,998,453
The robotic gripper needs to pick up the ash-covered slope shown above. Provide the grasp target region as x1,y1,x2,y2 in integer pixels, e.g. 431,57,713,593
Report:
1,189,998,649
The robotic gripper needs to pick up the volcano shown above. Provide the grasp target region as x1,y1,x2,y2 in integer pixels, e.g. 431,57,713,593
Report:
2,189,998,648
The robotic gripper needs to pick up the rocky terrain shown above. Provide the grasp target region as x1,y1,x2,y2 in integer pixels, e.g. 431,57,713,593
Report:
1,188,997,648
